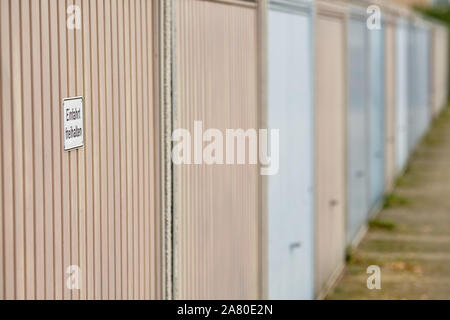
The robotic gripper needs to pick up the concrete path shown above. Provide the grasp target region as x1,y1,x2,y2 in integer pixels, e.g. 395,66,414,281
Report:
328,107,450,300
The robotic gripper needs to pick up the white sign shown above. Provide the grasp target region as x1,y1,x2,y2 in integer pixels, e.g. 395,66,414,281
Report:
63,97,84,151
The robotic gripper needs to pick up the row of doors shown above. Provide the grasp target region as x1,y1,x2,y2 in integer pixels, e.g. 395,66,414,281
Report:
267,1,347,299
0,0,436,301
267,4,434,299
175,1,432,300
267,2,388,299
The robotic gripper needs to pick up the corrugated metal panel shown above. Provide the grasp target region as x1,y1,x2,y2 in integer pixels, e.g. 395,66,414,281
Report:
347,9,369,244
0,0,160,300
385,19,397,192
368,22,385,210
173,0,259,299
267,1,314,300
396,18,409,173
408,23,431,153
314,1,347,297
432,26,448,116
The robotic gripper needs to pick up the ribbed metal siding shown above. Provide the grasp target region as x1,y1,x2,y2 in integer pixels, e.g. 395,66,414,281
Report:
385,19,397,192
314,1,347,297
408,23,431,153
432,26,448,116
0,0,160,300
347,11,369,244
396,18,409,173
368,22,385,210
173,0,259,299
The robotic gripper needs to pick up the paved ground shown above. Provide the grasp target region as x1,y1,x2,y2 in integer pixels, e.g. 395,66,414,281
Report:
328,107,450,300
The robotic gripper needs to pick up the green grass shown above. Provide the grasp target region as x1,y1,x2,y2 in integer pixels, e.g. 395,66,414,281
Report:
423,131,440,147
345,245,355,264
395,171,422,188
369,219,396,231
383,193,410,209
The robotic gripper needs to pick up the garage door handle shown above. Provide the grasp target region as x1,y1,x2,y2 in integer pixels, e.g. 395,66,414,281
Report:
290,242,302,250
329,199,339,207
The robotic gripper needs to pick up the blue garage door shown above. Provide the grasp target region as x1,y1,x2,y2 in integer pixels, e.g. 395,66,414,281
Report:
369,23,386,210
396,19,409,173
408,24,431,152
347,13,369,243
267,2,314,300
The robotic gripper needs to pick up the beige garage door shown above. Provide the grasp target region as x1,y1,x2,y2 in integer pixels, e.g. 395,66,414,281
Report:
173,0,259,299
432,26,448,116
314,1,347,298
385,19,397,192
0,0,160,299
